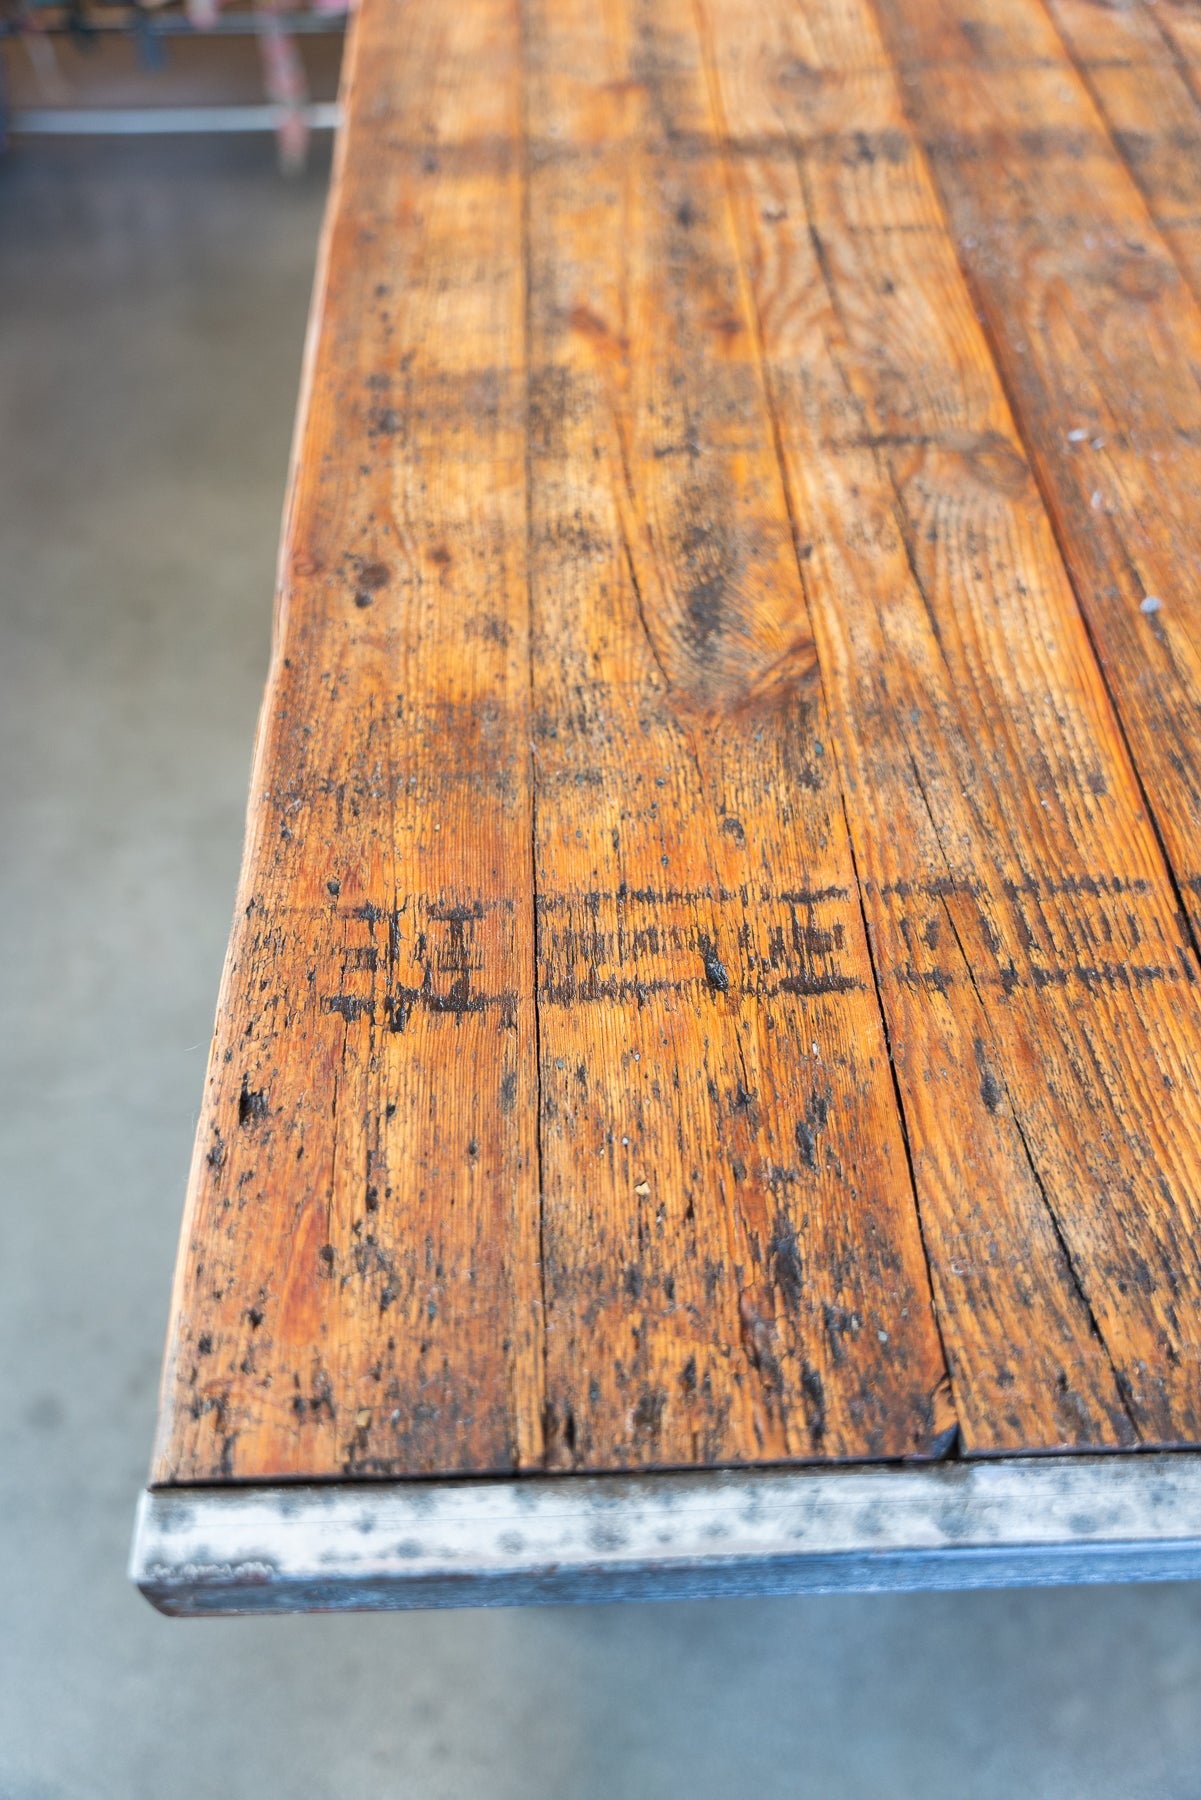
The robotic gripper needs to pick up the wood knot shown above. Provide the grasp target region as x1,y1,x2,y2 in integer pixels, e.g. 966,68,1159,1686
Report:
1106,248,1174,304
944,429,1033,500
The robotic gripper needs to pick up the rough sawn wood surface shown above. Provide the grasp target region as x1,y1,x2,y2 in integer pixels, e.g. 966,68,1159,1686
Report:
152,0,1201,1487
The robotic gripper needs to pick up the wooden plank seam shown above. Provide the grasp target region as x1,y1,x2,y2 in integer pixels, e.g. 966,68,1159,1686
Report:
147,0,1201,1491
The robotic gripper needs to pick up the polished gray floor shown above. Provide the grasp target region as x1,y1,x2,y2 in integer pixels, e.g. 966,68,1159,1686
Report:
2,134,1201,1800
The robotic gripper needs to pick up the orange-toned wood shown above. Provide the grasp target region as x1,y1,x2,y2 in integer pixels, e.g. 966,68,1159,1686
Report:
699,0,1201,1447
152,0,544,1482
526,0,948,1469
873,0,1201,944
1046,0,1201,299
153,0,1201,1486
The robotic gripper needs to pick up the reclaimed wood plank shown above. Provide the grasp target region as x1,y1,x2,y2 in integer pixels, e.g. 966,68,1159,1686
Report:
700,0,1201,1446
151,0,1201,1488
1045,0,1201,302
153,0,544,1483
872,0,1201,945
525,0,951,1469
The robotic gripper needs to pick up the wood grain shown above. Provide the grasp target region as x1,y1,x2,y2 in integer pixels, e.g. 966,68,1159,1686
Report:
868,0,1201,1444
153,0,1201,1485
873,0,1201,945
695,0,1201,1448
153,0,543,1482
1045,0,1201,301
526,0,949,1469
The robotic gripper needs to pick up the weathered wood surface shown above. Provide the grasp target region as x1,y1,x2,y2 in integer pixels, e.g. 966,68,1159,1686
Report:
1046,0,1201,299
526,0,948,1471
874,0,1201,943
153,0,1201,1487
154,0,543,1482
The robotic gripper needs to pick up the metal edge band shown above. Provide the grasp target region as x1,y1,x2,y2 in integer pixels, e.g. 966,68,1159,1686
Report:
8,105,344,136
131,1453,1201,1614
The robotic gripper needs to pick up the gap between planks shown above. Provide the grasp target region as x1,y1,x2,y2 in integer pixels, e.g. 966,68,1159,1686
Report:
149,0,1201,1489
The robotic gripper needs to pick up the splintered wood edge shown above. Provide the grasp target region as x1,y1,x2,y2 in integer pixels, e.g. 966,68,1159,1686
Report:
131,1454,1201,1614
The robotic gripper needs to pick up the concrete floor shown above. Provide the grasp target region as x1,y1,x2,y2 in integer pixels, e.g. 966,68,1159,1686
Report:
2,133,1201,1800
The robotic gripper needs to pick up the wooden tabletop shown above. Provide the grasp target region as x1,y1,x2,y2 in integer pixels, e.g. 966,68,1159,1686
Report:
140,0,1201,1602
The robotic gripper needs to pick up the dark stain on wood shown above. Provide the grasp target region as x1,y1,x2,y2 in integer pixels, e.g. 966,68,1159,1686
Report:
150,0,1201,1489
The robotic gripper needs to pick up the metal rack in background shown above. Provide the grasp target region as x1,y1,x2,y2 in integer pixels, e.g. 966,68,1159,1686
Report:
0,3,346,150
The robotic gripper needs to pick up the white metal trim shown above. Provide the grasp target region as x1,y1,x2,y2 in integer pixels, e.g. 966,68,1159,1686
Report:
132,1453,1201,1615
9,104,342,136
